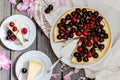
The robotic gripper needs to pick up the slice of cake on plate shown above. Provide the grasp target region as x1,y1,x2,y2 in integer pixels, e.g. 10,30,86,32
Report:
27,60,43,80
7,20,24,45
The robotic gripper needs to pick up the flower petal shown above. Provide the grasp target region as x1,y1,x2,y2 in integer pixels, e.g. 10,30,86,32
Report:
52,73,60,79
23,0,30,4
9,0,16,4
30,0,36,3
64,75,71,80
59,0,66,6
27,7,34,18
17,3,29,11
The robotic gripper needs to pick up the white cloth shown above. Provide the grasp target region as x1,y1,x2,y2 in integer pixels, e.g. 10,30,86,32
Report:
44,0,120,79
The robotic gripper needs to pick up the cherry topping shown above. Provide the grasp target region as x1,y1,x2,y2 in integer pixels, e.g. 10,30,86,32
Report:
80,37,86,42
63,34,68,39
61,18,66,24
71,11,76,16
22,28,28,34
57,35,62,39
65,14,71,20
93,11,99,17
75,31,81,36
7,30,12,36
98,44,105,50
93,36,98,42
83,24,88,31
75,8,81,14
74,52,79,57
104,33,108,39
6,36,10,40
97,16,103,21
93,42,98,48
77,46,82,52
10,35,16,41
70,28,76,33
69,33,74,38
87,41,92,47
90,48,96,53
91,16,96,21
65,29,70,34
22,68,27,73
82,8,87,13
9,22,14,27
71,16,77,23
77,58,82,62
87,11,92,17
83,31,88,36
93,53,99,58
13,27,17,31
57,23,62,28
87,52,92,58
89,23,95,27
83,56,89,62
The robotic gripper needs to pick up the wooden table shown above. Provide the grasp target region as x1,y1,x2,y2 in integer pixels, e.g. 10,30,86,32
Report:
0,0,80,80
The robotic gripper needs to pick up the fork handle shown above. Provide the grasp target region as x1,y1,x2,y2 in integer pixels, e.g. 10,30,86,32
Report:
47,57,62,72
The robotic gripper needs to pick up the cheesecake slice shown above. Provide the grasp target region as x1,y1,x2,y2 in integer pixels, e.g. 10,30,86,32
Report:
27,60,43,80
7,20,24,45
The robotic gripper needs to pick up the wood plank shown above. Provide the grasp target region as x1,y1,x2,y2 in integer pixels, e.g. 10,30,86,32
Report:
10,4,37,80
36,26,62,80
0,0,11,80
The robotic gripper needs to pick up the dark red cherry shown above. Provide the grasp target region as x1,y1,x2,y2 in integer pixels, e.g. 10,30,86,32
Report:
45,8,50,14
9,22,14,27
57,35,62,39
93,53,99,58
71,16,77,23
83,56,89,62
93,11,99,17
48,4,53,10
22,68,27,73
75,31,82,36
82,8,87,13
77,46,82,52
75,8,81,14
74,52,79,57
93,36,98,42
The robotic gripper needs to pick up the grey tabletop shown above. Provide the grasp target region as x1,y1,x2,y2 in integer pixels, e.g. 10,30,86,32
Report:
0,0,81,80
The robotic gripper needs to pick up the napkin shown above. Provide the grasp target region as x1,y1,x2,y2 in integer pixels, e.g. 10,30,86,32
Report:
43,0,120,79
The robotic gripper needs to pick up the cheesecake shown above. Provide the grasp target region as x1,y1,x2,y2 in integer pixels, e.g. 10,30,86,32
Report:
53,8,111,64
27,60,43,80
7,20,24,45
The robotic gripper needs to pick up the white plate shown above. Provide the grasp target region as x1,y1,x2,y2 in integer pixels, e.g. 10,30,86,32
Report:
50,9,112,68
0,14,36,50
15,50,52,80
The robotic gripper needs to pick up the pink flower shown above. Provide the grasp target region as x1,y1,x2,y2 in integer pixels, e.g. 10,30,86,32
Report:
23,0,36,4
23,0,29,4
29,0,36,3
27,7,34,18
64,75,71,80
0,52,11,70
17,3,29,11
52,73,60,79
59,0,66,6
9,0,16,4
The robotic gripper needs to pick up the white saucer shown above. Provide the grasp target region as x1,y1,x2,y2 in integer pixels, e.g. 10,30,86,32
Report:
0,14,36,50
15,50,53,80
